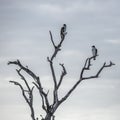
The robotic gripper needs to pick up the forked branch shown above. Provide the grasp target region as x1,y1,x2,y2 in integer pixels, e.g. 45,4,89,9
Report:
9,80,36,120
57,63,67,90
59,56,115,105
48,29,67,106
8,60,51,118
8,60,38,81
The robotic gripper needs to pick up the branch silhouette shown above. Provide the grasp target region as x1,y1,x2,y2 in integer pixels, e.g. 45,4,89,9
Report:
8,24,115,120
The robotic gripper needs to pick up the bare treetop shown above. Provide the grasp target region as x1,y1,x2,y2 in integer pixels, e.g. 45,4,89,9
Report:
8,24,115,120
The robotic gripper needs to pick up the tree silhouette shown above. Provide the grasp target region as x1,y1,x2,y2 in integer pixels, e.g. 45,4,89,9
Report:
8,25,115,120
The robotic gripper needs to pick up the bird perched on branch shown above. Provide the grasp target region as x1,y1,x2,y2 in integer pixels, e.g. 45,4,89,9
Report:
60,24,67,40
92,45,98,60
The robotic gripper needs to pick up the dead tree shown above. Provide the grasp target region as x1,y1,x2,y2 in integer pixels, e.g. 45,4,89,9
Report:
8,25,115,120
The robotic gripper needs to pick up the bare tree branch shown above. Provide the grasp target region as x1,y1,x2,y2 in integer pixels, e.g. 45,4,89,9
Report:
8,60,51,118
16,68,31,91
47,57,57,89
80,56,95,80
82,61,115,80
33,77,50,113
8,60,38,81
57,63,67,90
48,29,67,107
49,31,56,49
9,80,36,120
9,81,29,103
47,57,58,104
49,30,66,61
59,56,115,105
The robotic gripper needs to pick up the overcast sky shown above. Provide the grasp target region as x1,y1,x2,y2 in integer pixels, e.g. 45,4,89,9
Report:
0,0,120,120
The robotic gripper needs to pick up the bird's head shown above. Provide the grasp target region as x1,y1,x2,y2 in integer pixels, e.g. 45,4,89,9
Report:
63,24,66,27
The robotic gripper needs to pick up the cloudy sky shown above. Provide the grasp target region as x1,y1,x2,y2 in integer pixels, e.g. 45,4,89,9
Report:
0,0,120,120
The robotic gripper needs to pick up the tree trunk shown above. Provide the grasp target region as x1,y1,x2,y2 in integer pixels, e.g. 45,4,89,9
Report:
44,113,52,120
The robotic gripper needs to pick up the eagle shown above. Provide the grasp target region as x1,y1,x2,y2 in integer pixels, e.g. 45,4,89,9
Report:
92,45,98,60
60,24,67,40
